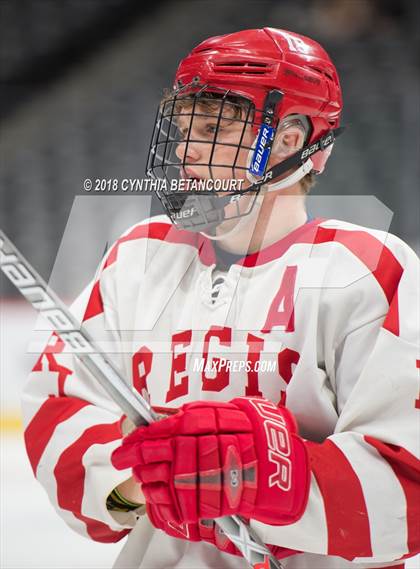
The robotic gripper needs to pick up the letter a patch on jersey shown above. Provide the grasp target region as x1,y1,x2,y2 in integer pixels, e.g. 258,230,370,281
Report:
261,266,297,333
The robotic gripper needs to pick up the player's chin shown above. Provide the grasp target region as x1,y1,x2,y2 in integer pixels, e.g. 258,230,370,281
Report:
211,215,242,238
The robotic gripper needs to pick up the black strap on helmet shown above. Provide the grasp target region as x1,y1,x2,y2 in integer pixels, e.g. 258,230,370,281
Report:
251,126,345,187
198,125,345,213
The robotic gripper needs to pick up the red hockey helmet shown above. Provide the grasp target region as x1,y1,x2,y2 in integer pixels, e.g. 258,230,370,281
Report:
146,28,343,233
174,27,342,174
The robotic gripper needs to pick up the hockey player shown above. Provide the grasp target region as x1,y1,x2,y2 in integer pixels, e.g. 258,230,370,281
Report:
22,28,419,569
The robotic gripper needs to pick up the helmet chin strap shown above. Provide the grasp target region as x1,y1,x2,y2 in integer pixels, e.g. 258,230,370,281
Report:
200,143,313,241
262,157,313,191
200,192,264,241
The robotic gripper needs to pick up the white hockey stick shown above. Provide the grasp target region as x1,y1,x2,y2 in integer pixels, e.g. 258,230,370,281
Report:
0,229,285,569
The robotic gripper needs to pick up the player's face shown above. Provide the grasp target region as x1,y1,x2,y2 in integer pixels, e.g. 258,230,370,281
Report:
174,102,255,185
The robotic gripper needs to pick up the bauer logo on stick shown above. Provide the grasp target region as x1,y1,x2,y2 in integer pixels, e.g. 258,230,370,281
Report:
0,232,93,353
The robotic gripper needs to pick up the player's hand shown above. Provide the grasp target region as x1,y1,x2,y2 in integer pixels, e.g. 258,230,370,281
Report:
111,397,310,526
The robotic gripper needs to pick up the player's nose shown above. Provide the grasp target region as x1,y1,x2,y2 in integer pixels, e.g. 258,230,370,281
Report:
175,140,201,162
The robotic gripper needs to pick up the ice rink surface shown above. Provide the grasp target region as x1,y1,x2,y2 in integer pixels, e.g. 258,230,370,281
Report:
1,302,419,569
2,433,123,569
1,302,122,568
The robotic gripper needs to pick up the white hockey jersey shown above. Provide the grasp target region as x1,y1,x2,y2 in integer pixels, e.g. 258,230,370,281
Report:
21,215,420,569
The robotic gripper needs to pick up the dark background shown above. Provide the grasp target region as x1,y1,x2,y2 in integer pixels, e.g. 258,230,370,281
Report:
1,0,419,297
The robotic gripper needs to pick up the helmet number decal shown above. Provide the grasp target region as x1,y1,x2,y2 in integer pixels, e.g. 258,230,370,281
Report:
283,33,308,53
249,125,275,177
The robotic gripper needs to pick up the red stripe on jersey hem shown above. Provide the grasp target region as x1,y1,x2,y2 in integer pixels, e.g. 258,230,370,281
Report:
24,396,90,474
306,439,372,559
103,222,216,269
365,436,420,557
54,420,123,542
83,280,104,322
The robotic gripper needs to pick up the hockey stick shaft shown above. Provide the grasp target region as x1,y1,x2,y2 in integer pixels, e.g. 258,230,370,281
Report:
0,231,157,426
0,230,284,569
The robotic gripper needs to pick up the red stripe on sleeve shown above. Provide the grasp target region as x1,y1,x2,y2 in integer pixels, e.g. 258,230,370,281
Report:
313,227,403,306
24,396,90,474
54,421,126,542
73,512,129,543
382,288,400,336
306,439,372,559
365,437,420,557
104,223,171,268
32,334,73,396
83,280,104,322
103,222,215,269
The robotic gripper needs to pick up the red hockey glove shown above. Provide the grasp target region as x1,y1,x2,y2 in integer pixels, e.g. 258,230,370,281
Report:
111,397,309,526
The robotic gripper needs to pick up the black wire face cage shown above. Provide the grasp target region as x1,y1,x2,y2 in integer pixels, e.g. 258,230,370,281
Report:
146,83,275,233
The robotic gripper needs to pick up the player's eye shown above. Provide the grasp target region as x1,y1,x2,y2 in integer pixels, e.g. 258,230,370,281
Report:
205,124,220,135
